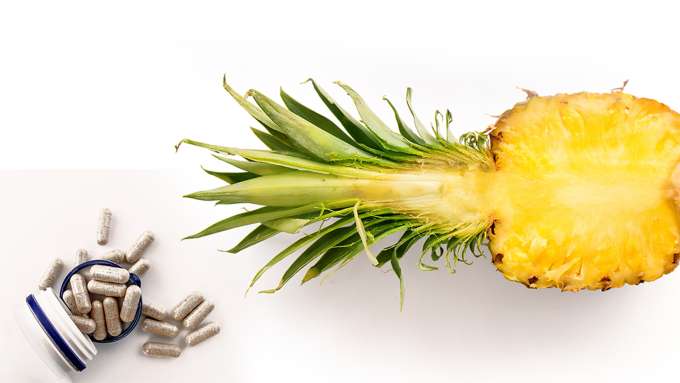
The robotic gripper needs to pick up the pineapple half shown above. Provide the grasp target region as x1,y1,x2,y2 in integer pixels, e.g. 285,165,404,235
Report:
179,78,680,302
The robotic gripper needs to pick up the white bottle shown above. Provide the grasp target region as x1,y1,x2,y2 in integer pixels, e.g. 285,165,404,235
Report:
14,287,97,382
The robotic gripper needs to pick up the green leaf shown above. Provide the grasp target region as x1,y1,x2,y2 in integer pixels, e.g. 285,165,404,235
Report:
263,217,310,234
249,90,377,163
224,224,279,254
184,172,390,207
201,167,258,184
305,79,381,148
222,76,280,133
390,251,404,311
280,88,356,144
248,214,357,292
383,97,427,145
303,221,410,283
178,139,396,177
405,87,438,145
376,229,422,266
250,128,297,152
335,82,421,155
212,155,288,175
261,225,358,293
183,201,354,240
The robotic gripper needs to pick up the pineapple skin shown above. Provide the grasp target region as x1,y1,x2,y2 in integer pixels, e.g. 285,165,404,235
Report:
488,92,680,291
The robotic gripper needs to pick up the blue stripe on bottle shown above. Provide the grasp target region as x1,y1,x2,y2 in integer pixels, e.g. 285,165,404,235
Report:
26,294,86,371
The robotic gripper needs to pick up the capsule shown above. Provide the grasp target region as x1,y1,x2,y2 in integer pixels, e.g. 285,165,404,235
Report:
142,342,182,358
185,322,220,346
103,297,122,336
182,300,214,330
171,292,204,321
70,274,92,314
87,279,127,297
128,259,151,277
62,290,78,314
91,265,130,284
101,249,125,264
141,318,179,337
38,258,64,290
97,208,112,245
91,300,107,341
126,231,154,263
119,285,141,322
75,248,89,264
70,315,96,334
142,302,167,321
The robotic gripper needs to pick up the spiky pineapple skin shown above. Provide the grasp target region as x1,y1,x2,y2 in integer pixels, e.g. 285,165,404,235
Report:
489,92,680,291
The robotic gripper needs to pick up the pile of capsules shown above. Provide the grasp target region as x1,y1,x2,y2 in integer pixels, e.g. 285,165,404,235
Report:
37,208,221,359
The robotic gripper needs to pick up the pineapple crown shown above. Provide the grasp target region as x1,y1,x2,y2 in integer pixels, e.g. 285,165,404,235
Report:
177,76,493,307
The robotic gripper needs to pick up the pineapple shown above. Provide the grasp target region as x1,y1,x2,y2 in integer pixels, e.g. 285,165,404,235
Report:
179,78,680,302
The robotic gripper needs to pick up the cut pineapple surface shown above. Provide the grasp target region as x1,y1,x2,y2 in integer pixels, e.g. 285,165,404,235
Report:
490,93,680,290
181,80,680,299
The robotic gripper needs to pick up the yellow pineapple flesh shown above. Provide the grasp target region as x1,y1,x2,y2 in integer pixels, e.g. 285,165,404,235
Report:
489,92,680,290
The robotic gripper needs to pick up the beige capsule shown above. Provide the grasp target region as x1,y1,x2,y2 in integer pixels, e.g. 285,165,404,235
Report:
142,342,182,358
101,249,125,264
141,318,179,337
142,302,167,321
103,297,122,336
38,258,64,290
126,231,154,263
182,300,214,330
87,280,127,297
91,300,107,341
91,265,130,284
171,292,204,321
70,315,96,334
62,290,78,314
185,322,220,346
75,248,89,264
119,285,142,323
128,259,151,277
97,208,112,245
70,274,92,314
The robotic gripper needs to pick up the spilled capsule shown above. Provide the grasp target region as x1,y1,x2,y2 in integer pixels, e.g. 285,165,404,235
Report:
38,259,64,290
126,231,154,263
142,342,182,358
141,318,179,337
185,322,220,346
97,208,112,245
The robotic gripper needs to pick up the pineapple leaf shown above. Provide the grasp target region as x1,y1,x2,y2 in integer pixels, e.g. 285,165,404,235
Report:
390,251,404,311
224,224,279,254
279,88,355,145
405,87,438,145
211,155,288,175
184,202,354,240
248,90,376,163
201,167,258,184
335,82,422,156
250,128,298,153
262,217,310,234
383,96,427,146
305,79,381,148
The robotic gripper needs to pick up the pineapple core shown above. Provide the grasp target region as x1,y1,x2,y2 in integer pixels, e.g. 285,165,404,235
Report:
488,92,680,291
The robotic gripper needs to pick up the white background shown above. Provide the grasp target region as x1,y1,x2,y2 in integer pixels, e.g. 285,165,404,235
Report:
1,1,680,382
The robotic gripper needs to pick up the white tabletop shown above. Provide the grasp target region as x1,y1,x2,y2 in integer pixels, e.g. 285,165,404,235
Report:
1,170,679,382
